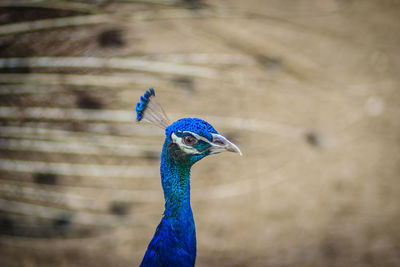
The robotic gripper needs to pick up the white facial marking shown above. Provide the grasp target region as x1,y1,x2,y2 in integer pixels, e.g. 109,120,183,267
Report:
181,131,212,144
170,131,242,156
171,132,202,155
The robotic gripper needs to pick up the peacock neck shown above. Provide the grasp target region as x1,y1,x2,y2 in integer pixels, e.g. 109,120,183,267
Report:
160,141,193,219
140,140,197,266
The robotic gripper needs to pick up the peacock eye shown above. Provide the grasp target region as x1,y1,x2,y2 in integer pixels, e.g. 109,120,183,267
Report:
183,135,198,146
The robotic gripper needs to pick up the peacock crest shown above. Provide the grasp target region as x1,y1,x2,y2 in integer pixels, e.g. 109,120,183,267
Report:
135,88,170,129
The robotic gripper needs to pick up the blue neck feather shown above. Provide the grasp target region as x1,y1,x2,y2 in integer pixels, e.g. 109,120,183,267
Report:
161,143,192,215
140,140,196,267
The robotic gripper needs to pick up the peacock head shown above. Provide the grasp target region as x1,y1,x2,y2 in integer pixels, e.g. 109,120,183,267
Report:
165,118,241,165
135,88,241,165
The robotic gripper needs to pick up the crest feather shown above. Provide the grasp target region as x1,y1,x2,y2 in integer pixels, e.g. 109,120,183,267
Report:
136,88,170,129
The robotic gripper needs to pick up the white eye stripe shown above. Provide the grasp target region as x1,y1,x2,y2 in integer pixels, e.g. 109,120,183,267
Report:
180,131,212,145
171,132,201,155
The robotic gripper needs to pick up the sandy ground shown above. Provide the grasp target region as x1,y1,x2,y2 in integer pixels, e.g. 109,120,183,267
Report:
0,0,399,266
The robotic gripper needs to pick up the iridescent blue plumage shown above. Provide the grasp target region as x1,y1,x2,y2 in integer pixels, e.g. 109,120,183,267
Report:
135,88,170,128
136,89,241,267
166,118,217,142
136,88,155,121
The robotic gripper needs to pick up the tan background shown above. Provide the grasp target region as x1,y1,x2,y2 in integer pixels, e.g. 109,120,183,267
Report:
0,0,399,266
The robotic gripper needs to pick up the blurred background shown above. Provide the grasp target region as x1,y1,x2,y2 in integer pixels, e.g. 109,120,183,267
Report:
0,0,399,266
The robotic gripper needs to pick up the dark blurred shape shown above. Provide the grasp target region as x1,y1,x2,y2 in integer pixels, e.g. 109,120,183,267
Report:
255,54,283,70
144,151,161,161
109,201,131,216
0,39,13,54
34,173,58,185
0,67,32,73
67,122,88,132
320,239,340,260
304,131,322,147
0,214,15,235
182,0,206,9
0,40,35,57
97,29,126,48
0,7,85,24
76,92,104,109
53,214,72,236
172,77,195,94
0,213,90,238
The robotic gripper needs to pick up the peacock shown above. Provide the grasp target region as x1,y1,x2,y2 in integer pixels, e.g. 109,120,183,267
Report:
136,88,241,267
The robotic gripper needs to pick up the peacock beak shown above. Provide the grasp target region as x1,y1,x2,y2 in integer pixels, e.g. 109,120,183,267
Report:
209,133,242,156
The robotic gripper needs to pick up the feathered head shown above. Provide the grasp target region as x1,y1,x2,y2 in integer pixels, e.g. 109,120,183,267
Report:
135,88,242,162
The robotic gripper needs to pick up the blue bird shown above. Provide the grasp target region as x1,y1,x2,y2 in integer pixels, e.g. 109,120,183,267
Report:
136,88,241,267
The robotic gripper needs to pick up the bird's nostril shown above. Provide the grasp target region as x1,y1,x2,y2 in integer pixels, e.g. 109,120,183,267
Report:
214,140,224,146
